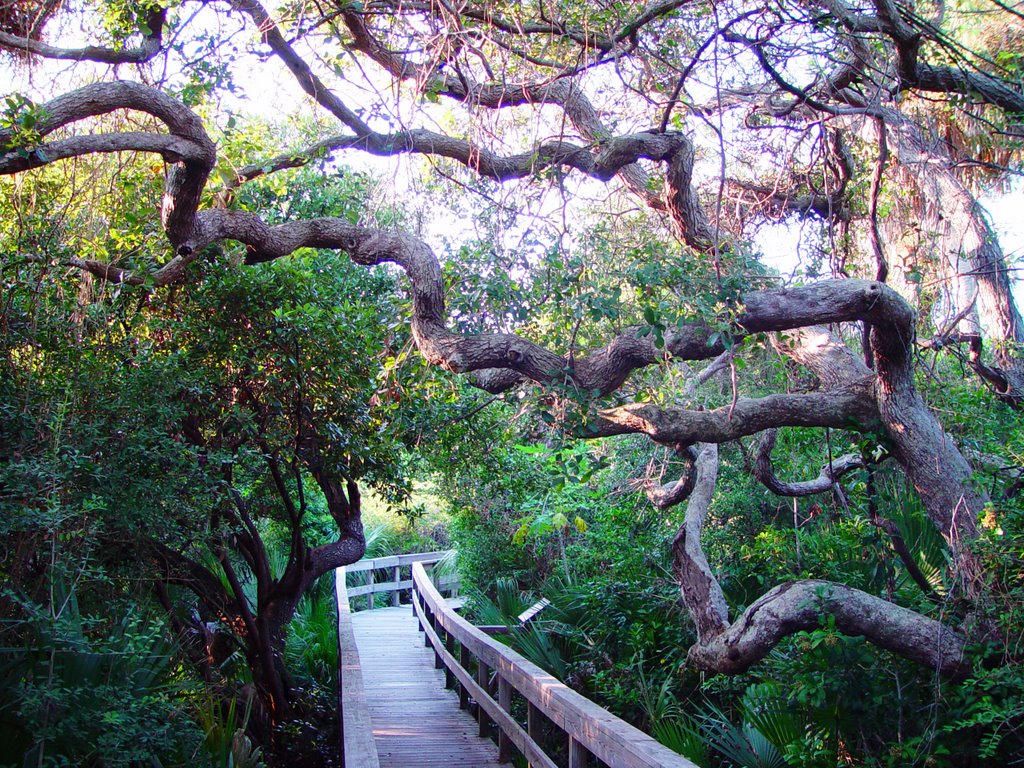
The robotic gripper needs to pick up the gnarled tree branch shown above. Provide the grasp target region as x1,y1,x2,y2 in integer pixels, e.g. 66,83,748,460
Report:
688,579,968,677
753,428,864,497
0,7,166,62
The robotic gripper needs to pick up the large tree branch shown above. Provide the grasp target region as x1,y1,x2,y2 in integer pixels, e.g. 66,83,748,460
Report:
188,210,931,413
0,81,217,247
909,64,1024,115
753,428,864,496
593,384,879,443
0,7,166,62
188,210,732,394
688,579,968,677
0,132,212,173
663,135,717,252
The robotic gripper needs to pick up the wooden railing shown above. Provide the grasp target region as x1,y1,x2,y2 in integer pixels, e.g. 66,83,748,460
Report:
335,550,457,768
335,567,379,768
345,549,459,609
411,561,700,768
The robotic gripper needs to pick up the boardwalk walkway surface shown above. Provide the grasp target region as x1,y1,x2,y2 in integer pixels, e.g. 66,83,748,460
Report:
350,605,505,768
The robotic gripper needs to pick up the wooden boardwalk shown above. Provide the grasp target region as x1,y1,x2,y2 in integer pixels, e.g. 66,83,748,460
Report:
350,606,506,768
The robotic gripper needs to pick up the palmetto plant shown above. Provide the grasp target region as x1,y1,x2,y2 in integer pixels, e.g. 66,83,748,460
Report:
195,693,266,768
466,577,574,678
466,576,533,629
285,594,338,692
1,575,205,767
653,683,814,768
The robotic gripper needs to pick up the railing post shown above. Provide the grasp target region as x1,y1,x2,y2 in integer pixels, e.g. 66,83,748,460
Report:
569,736,590,768
443,629,456,689
527,701,541,761
458,645,470,710
498,676,513,762
391,565,401,607
367,568,375,610
476,661,490,738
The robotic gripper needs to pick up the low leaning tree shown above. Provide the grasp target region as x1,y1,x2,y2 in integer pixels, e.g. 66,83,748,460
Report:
0,216,420,725
2,0,1022,680
142,255,414,723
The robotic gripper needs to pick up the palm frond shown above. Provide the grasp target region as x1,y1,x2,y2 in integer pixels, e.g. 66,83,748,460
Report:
653,716,710,765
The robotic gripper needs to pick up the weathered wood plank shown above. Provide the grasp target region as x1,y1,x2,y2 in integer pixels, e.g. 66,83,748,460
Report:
351,606,506,768
335,568,381,768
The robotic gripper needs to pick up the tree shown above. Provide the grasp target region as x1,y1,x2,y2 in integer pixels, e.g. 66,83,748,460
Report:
141,250,418,724
0,158,429,726
2,0,1022,682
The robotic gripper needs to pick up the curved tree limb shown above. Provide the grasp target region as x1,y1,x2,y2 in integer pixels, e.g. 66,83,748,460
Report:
672,443,730,640
820,0,1024,114
593,384,878,443
753,428,864,497
0,33,991,597
0,7,166,62
688,579,968,677
671,442,967,677
0,132,213,174
296,2,672,215
646,445,700,510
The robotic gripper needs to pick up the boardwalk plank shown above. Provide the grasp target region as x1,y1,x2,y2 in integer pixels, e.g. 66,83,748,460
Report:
351,607,506,768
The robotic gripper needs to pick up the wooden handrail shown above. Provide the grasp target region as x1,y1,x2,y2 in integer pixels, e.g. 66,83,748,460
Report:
335,567,380,768
411,561,701,768
345,549,453,573
344,550,457,609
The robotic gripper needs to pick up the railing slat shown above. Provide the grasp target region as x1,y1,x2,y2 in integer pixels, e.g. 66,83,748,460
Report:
347,578,413,598
411,561,700,768
498,676,513,762
569,736,590,768
335,567,381,768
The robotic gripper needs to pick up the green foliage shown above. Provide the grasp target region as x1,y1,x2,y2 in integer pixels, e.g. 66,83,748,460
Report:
442,389,1024,767
0,94,48,157
195,695,266,768
285,593,337,694
0,576,204,767
939,502,1024,763
0,156,452,760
